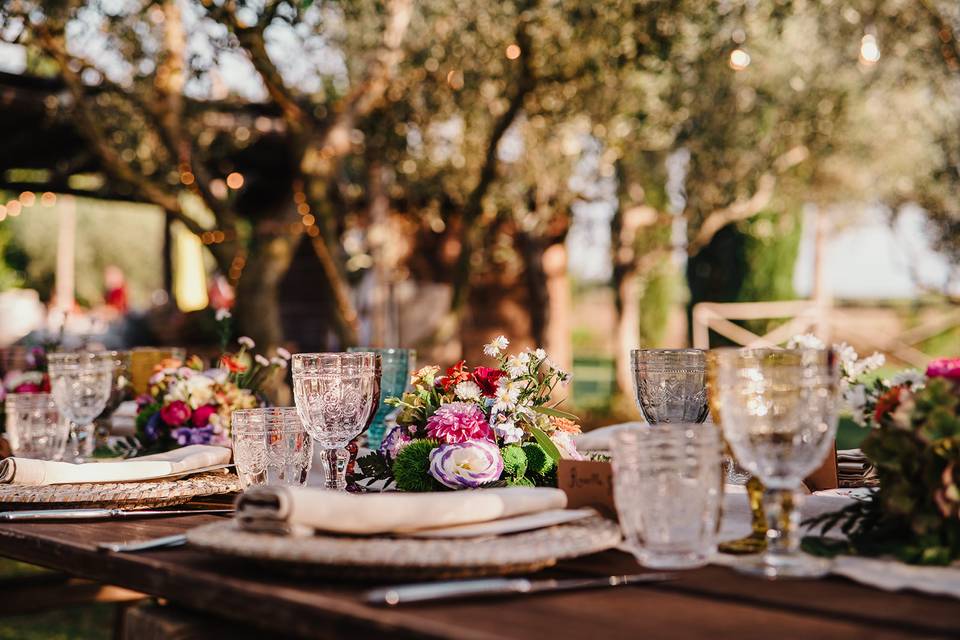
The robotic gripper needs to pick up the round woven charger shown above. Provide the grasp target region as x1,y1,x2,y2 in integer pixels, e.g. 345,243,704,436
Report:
0,472,242,510
187,515,623,580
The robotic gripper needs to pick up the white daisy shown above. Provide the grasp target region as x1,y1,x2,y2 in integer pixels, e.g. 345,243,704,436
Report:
255,354,270,367
891,369,925,387
494,418,524,444
238,336,255,349
505,355,527,378
270,357,288,368
483,335,509,357
275,347,292,360
787,333,826,350
215,308,232,321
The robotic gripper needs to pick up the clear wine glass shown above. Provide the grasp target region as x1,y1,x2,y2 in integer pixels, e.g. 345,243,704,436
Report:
47,352,115,463
710,347,839,578
631,349,709,424
292,353,381,491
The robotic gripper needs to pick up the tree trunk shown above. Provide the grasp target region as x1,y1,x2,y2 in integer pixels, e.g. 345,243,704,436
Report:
233,234,299,353
542,242,572,373
614,271,641,400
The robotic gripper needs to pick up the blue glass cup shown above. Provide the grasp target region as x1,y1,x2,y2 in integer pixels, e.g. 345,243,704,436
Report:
347,348,415,450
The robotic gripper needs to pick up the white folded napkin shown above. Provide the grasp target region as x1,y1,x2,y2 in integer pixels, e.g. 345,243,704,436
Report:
0,445,231,486
237,486,569,536
574,422,642,452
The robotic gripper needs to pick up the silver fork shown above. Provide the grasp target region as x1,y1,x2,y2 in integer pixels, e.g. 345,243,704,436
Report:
98,533,188,553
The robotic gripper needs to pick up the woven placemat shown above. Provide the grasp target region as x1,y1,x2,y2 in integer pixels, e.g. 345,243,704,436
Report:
0,472,242,510
187,515,622,580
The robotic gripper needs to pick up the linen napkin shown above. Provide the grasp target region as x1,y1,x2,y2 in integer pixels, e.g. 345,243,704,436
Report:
0,445,231,486
237,486,569,536
837,448,878,488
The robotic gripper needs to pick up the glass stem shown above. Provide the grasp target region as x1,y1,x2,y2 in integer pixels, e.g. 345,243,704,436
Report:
747,476,768,538
762,486,801,557
323,447,349,490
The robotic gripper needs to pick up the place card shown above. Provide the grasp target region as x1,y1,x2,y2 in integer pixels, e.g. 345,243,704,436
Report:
556,459,616,519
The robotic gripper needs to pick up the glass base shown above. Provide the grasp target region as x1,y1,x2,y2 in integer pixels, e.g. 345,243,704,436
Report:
733,552,831,579
718,532,767,555
632,549,711,570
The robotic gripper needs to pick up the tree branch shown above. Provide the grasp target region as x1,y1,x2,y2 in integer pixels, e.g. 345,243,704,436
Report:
687,145,809,256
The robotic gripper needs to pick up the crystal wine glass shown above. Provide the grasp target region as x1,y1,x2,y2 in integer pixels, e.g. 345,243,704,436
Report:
631,349,709,424
347,347,414,450
292,353,381,491
47,352,115,463
709,347,839,578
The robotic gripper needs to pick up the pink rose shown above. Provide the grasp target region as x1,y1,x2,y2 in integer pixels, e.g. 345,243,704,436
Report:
191,404,217,428
426,402,494,443
160,400,192,426
926,358,960,380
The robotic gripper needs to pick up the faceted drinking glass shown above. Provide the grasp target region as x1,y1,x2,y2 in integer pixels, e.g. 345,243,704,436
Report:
3,393,69,460
232,407,314,489
292,353,381,491
47,352,115,463
347,347,414,450
631,349,709,424
710,348,839,578
612,423,722,569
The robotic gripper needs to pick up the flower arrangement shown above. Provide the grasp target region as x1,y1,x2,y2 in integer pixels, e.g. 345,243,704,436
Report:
135,333,288,452
804,357,960,565
0,347,50,402
354,336,582,491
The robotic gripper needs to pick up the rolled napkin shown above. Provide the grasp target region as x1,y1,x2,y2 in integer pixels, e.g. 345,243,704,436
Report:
237,486,569,536
0,445,231,486
837,448,878,488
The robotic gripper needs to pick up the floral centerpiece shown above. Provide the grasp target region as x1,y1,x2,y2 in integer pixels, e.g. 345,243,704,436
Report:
0,347,50,439
135,333,289,453
354,336,582,491
805,357,960,565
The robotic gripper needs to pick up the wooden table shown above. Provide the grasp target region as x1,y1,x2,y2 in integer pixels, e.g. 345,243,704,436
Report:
0,514,957,639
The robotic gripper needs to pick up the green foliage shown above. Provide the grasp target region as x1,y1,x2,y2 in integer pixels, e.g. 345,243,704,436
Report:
501,445,527,479
352,450,393,485
0,224,23,292
506,476,535,488
527,424,562,463
805,377,960,565
393,439,444,492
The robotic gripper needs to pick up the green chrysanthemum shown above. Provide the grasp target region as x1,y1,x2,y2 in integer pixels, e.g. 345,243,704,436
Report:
501,445,528,479
522,443,556,477
506,476,535,488
393,439,443,492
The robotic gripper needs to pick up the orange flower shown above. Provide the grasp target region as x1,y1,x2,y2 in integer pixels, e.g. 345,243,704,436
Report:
220,355,247,373
874,386,904,424
550,416,581,434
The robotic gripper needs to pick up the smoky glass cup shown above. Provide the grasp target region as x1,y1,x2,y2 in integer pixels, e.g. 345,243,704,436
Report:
292,353,381,491
232,408,314,489
3,393,69,461
347,348,415,451
631,349,709,424
613,423,723,569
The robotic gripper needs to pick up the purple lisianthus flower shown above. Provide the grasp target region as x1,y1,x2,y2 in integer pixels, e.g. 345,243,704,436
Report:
379,425,412,462
429,439,504,489
172,425,215,446
144,412,163,443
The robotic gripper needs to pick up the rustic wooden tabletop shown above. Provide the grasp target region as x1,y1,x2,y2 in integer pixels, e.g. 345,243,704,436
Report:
0,513,956,639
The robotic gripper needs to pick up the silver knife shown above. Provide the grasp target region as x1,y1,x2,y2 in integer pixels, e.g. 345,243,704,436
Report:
365,573,676,606
98,533,188,553
0,508,234,521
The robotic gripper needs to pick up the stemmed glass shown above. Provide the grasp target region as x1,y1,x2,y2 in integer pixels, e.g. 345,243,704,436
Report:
292,353,381,491
347,347,415,450
709,348,839,578
631,349,709,424
47,353,115,463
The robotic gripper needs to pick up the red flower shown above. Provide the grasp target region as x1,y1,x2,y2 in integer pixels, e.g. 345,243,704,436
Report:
874,386,903,424
160,400,192,427
472,366,506,397
440,360,472,392
926,358,960,381
220,355,247,373
191,404,217,427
